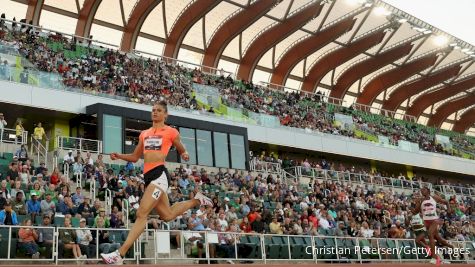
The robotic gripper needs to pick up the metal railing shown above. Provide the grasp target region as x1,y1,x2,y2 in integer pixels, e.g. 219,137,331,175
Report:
75,172,83,190
284,166,432,191
0,128,28,145
122,199,130,229
249,158,282,174
258,81,344,106
0,225,473,264
90,176,96,203
30,134,49,166
56,136,103,154
434,184,475,198
352,102,417,123
105,189,112,216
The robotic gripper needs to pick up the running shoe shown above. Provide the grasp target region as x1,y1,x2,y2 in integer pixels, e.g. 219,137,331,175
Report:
101,250,123,265
194,191,213,206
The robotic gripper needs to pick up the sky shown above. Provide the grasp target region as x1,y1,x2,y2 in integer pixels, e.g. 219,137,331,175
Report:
384,0,475,46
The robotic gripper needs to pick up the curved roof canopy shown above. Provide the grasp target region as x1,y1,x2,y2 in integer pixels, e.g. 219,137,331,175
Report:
10,0,475,134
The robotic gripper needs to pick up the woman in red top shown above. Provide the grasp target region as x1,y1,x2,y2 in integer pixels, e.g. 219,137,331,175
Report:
101,101,212,265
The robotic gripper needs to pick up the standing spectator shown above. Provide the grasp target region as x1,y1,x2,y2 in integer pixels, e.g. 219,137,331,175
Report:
18,218,40,258
27,192,41,223
76,218,96,259
0,112,7,145
0,201,18,225
63,150,74,171
15,120,24,144
11,191,27,215
33,122,47,143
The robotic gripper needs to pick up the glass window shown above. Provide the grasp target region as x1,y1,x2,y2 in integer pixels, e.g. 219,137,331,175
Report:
230,134,245,169
213,132,229,168
180,128,196,165
103,114,122,154
197,130,213,166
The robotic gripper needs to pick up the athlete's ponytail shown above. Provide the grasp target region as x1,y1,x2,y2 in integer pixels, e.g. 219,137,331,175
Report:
156,100,168,112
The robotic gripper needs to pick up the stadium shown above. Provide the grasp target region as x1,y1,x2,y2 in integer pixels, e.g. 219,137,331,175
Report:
0,0,474,266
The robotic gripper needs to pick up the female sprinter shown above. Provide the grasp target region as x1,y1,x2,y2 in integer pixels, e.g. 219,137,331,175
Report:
101,101,212,265
414,187,454,264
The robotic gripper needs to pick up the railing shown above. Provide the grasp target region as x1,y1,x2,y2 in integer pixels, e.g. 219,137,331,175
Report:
0,127,28,145
133,49,235,79
122,199,130,229
286,166,432,191
352,102,417,123
0,225,473,264
74,172,82,189
63,163,70,183
30,134,48,166
434,184,475,198
56,136,103,154
1,18,118,49
90,175,96,203
249,158,282,174
258,81,344,105
105,189,112,216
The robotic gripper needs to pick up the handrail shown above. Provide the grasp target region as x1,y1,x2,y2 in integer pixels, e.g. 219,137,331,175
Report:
105,188,112,216
1,18,118,49
75,172,82,190
249,157,282,173
352,102,417,122
243,0,322,55
90,174,96,203
0,127,28,145
29,134,48,166
133,49,235,78
122,199,130,229
288,166,432,191
56,136,103,153
259,81,344,105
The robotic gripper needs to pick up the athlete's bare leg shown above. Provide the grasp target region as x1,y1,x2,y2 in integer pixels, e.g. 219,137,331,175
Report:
116,184,198,257
428,222,438,259
153,189,200,221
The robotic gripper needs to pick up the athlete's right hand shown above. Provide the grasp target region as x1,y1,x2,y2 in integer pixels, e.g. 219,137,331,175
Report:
110,153,119,160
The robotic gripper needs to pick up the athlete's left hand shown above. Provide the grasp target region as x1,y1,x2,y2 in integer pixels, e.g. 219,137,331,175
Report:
181,152,190,161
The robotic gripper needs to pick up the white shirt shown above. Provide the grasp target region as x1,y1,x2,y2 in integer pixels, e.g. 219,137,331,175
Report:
421,196,438,220
0,119,6,130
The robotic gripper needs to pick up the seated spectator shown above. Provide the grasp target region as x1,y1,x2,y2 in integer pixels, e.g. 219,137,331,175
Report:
94,208,110,228
71,186,84,207
49,167,60,186
0,201,18,225
269,217,283,235
19,164,31,185
97,217,120,253
77,197,93,219
76,218,96,259
59,217,84,260
18,218,40,258
26,192,41,223
110,212,124,228
37,215,54,258
30,182,44,200
40,193,56,217
6,162,19,184
10,180,25,201
12,191,27,215
57,196,75,216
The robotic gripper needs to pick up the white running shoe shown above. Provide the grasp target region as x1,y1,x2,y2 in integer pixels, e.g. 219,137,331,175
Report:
194,191,213,206
429,258,438,265
101,250,123,265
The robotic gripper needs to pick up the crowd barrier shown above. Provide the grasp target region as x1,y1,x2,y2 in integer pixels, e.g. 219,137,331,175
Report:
284,166,432,191
0,225,473,264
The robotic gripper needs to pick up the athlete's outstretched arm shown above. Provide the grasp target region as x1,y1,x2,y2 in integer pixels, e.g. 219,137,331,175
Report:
111,138,144,162
433,194,448,205
172,134,189,161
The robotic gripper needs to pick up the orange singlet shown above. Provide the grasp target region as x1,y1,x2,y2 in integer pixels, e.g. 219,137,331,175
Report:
140,125,179,174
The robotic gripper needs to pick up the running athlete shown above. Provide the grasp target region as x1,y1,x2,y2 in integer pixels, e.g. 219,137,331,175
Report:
413,187,454,264
409,212,428,248
101,101,213,265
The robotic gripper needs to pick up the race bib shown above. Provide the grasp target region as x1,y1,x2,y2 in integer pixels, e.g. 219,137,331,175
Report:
144,135,163,150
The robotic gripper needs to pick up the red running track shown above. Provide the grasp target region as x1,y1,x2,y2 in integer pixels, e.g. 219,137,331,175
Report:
3,264,468,267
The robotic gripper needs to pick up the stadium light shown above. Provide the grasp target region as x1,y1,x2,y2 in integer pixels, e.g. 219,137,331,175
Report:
433,35,448,46
374,6,391,16
462,48,470,52
449,42,458,47
398,18,408,23
423,30,432,34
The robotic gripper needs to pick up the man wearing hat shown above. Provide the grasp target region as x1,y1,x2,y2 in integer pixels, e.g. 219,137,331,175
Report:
76,217,96,259
94,208,110,228
26,191,41,223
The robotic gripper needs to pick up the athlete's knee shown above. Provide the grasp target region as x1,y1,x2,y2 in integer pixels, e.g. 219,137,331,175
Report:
160,213,175,222
136,209,149,220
